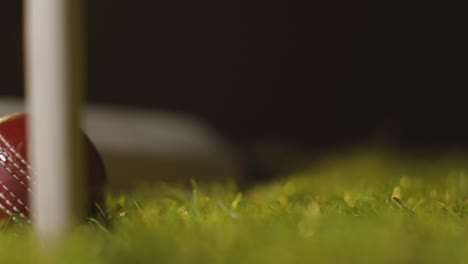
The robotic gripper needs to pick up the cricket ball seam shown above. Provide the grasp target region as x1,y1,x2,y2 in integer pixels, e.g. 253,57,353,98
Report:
0,176,31,214
0,202,17,222
0,177,30,211
0,159,33,192
0,184,29,223
0,185,28,219
0,147,32,209
0,132,34,193
0,134,31,171
0,131,32,223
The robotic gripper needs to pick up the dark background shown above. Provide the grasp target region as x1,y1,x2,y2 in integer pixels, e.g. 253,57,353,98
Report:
0,1,465,168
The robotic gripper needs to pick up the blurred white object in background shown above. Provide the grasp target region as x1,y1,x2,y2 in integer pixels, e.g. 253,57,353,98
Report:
84,105,230,157
0,97,24,114
0,97,243,191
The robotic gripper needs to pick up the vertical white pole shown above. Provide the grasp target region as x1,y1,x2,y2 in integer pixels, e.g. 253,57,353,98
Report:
25,0,85,241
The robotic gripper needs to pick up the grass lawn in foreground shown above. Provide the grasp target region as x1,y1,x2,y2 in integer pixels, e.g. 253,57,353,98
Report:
1,151,468,263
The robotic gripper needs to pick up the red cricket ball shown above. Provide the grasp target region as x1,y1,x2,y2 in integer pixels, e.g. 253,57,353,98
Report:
0,113,106,222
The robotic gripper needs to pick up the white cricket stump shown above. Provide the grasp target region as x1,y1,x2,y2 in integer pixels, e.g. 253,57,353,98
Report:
25,0,86,242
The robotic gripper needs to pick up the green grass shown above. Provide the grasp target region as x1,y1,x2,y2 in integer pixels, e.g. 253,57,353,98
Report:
2,150,468,263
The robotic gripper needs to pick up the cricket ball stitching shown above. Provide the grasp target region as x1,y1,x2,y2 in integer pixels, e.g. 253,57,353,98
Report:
0,181,29,223
0,131,34,188
0,132,33,174
0,159,33,192
0,132,33,222
0,154,33,217
0,177,30,211
0,201,17,222
0,185,28,219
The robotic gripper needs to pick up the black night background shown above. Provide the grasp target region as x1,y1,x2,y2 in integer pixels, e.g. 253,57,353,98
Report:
0,0,464,182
